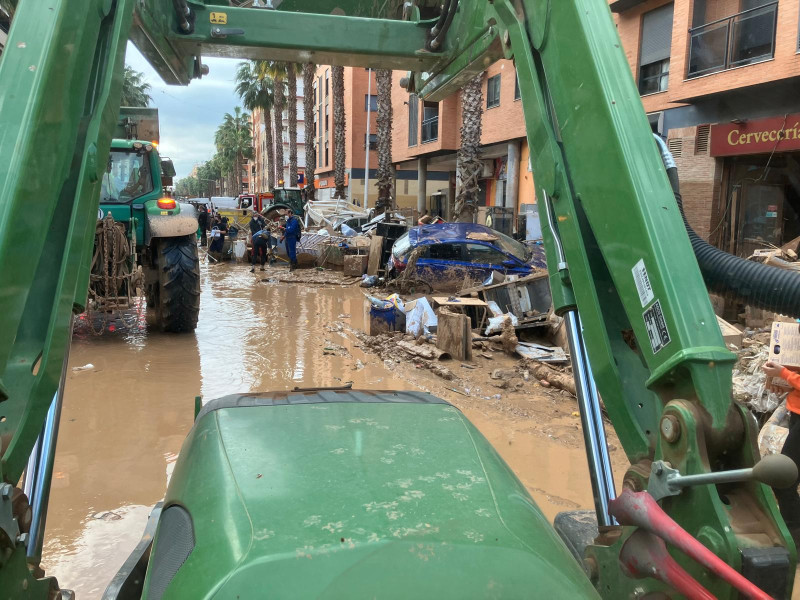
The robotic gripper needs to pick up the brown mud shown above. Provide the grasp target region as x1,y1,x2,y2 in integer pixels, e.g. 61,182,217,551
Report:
44,262,627,598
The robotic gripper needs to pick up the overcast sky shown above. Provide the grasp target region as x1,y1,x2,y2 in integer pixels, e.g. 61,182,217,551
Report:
125,42,244,180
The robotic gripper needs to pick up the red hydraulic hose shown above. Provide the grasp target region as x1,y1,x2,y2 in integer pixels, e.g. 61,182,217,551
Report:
620,529,715,600
609,489,773,600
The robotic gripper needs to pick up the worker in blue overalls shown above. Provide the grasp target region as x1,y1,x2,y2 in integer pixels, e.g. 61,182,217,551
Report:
282,208,302,271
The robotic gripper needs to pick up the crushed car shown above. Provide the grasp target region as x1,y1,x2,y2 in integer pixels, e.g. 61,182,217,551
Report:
388,223,546,291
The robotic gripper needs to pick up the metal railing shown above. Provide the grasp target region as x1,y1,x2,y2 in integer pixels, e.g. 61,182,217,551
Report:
421,116,438,143
688,2,778,78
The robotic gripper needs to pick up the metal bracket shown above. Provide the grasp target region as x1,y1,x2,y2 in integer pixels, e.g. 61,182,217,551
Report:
647,461,682,501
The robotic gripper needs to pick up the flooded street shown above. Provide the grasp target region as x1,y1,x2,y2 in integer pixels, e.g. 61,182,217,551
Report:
42,261,627,598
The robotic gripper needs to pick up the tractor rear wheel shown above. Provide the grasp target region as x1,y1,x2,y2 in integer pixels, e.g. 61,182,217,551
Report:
150,235,200,332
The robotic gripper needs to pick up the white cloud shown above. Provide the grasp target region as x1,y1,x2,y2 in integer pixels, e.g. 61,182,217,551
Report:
124,43,247,179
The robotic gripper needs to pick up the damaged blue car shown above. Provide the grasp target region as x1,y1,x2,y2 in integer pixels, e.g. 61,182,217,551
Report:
389,223,547,291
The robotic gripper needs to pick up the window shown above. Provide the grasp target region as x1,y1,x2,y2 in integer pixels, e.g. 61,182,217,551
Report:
465,244,508,265
316,143,321,167
408,94,418,147
638,4,673,95
325,104,329,133
514,74,520,100
325,140,329,165
365,94,378,111
688,0,778,77
421,101,439,143
324,70,329,97
365,133,378,150
427,244,462,260
487,74,501,108
313,82,317,104
317,76,322,102
101,150,153,203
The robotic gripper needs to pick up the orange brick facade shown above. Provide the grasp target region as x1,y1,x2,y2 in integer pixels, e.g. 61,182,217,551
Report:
613,0,800,252
614,0,800,113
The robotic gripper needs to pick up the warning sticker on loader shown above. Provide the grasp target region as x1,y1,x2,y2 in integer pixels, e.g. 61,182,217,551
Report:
210,12,228,24
643,300,671,354
632,259,654,307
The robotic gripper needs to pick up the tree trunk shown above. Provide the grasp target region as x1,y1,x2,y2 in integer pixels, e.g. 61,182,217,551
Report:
273,74,286,186
455,75,484,222
264,108,275,190
332,65,346,199
235,154,241,194
287,64,298,188
375,69,394,214
302,62,316,202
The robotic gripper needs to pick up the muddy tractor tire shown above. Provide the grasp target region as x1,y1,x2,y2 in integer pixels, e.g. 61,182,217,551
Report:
149,235,200,332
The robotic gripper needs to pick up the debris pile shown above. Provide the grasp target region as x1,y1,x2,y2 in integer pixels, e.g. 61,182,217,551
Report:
732,329,784,414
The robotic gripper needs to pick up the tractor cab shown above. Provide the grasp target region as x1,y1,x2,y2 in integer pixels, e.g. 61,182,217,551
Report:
263,186,304,220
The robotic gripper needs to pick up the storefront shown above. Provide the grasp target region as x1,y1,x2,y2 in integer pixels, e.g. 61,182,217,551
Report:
710,112,800,257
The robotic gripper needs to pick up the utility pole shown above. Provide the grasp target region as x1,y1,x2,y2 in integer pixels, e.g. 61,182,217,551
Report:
363,68,371,208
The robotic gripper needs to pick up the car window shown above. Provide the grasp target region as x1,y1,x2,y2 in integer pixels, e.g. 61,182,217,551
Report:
428,243,462,260
493,231,530,261
465,243,508,265
393,233,412,257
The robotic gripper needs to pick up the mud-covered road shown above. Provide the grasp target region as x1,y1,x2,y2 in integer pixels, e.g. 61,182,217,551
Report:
42,261,628,598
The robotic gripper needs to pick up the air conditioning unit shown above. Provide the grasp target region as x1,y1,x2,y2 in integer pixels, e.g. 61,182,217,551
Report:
480,160,494,179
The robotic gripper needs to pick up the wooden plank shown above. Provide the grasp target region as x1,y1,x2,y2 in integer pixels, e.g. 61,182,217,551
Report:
436,309,472,361
367,235,384,276
432,296,488,307
716,315,743,348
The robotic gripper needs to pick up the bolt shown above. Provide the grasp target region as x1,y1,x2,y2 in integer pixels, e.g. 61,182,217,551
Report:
0,484,11,499
503,30,511,46
660,414,681,443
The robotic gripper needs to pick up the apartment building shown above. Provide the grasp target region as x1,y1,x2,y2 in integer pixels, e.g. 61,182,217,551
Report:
251,76,306,193
389,59,534,233
309,62,533,234
613,0,800,256
309,66,427,206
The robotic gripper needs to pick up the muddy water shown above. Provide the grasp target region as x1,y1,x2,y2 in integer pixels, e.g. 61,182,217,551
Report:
43,261,608,598
43,263,413,597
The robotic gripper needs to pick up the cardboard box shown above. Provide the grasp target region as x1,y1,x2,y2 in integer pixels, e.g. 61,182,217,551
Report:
769,321,800,368
343,254,368,277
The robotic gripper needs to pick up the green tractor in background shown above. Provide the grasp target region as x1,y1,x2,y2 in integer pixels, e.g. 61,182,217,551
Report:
93,108,200,332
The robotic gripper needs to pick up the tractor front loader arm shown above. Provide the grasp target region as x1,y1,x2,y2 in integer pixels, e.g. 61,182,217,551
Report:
0,0,793,598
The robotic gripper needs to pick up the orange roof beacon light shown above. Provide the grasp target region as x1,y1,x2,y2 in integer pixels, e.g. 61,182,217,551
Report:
157,197,177,210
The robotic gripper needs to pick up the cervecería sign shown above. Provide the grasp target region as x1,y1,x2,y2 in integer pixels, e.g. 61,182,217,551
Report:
710,113,800,157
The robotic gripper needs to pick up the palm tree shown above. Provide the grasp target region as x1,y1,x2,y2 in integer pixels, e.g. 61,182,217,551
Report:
331,65,346,199
214,107,253,195
302,62,316,201
120,65,152,107
286,63,299,188
455,75,484,222
235,61,276,190
375,69,394,214
259,62,287,186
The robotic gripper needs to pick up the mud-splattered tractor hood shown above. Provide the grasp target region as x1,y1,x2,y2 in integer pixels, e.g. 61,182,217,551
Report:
141,390,598,599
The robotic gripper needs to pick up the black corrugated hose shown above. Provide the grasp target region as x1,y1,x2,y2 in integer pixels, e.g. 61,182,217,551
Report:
665,167,800,319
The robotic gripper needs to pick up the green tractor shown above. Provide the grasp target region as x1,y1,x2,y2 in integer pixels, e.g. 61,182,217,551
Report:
261,186,305,221
93,108,200,332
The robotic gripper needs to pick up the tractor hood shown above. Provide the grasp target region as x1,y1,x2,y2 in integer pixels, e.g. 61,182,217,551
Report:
142,390,598,599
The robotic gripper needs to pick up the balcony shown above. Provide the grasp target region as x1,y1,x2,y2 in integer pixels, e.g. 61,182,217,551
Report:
688,2,778,78
421,116,438,144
